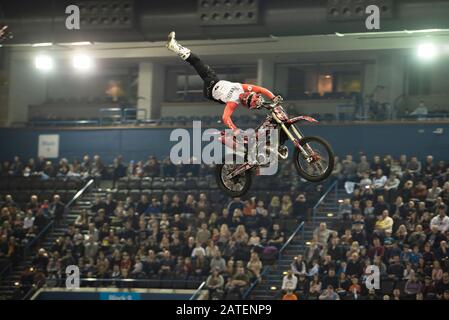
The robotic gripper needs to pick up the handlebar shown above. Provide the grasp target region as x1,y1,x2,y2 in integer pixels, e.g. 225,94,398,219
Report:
259,101,278,110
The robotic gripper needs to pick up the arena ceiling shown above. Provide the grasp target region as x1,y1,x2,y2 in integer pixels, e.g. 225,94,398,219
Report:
1,0,449,45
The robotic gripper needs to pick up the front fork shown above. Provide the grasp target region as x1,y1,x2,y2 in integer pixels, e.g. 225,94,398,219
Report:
276,115,315,162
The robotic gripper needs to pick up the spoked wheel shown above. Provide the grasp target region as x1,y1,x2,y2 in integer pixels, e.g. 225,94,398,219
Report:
215,163,253,197
293,136,334,182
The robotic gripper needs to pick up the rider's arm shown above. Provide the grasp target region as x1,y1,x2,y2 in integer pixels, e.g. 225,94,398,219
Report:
222,101,239,132
242,84,276,100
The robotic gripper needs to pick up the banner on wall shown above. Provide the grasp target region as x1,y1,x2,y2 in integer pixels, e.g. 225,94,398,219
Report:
99,292,141,300
38,134,60,158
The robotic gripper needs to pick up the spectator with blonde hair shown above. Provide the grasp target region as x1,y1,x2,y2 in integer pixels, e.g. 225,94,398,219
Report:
232,225,249,244
268,196,281,217
279,195,293,217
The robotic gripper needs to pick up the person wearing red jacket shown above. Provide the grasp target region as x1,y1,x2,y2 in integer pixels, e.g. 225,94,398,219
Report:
166,31,287,157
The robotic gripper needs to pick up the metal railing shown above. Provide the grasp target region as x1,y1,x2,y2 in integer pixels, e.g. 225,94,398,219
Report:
123,108,147,123
99,108,123,125
0,259,12,281
242,180,338,300
66,179,94,208
23,220,55,258
311,180,338,226
99,107,149,125
189,281,206,300
22,285,38,300
279,221,305,260
19,179,94,300
79,277,203,288
242,266,270,299
25,179,93,256
241,221,305,300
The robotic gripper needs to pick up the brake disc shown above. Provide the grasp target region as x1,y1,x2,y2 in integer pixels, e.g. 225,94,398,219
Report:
221,164,245,191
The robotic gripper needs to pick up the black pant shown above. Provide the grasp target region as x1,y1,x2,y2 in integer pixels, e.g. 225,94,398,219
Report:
186,53,223,104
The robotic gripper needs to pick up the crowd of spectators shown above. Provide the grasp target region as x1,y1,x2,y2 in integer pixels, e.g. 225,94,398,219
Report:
0,154,305,190
281,154,449,300
0,154,211,181
3,152,449,300
0,193,65,265
0,152,319,300
3,180,315,299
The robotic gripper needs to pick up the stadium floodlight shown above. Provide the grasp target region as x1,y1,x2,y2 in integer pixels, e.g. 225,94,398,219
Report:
58,41,92,46
34,54,54,71
69,41,92,46
417,43,439,60
72,53,94,71
32,42,53,47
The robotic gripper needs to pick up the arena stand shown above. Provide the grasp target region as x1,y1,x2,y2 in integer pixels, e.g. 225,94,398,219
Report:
0,156,322,300
272,154,449,300
1,154,448,300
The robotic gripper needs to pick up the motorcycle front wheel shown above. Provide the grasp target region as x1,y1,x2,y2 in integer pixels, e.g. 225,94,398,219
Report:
215,162,253,197
293,136,334,182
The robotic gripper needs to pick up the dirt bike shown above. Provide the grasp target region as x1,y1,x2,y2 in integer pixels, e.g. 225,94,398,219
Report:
215,100,334,197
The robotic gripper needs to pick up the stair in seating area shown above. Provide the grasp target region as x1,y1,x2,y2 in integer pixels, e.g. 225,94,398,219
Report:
0,186,99,300
248,186,345,300
38,189,107,249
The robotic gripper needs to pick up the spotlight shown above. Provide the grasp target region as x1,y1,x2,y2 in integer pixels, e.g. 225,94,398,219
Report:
35,55,54,71
32,43,53,47
72,53,93,71
270,286,277,291
417,43,439,60
68,41,92,46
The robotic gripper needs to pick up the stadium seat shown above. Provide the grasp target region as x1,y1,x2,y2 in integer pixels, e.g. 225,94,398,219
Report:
141,178,152,189
128,178,141,189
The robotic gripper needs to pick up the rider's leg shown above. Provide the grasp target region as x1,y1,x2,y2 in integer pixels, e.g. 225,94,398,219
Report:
185,53,221,101
185,53,218,82
166,31,191,60
166,31,221,102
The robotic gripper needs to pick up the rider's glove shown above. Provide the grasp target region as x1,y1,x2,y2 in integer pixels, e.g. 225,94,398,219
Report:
254,96,264,109
272,95,283,105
